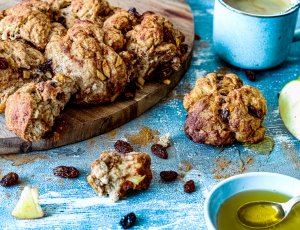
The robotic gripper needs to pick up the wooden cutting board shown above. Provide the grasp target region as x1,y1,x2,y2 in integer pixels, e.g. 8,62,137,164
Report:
0,0,194,154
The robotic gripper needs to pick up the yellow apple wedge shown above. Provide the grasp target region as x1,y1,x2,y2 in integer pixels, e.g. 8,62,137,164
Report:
12,186,44,219
279,78,300,140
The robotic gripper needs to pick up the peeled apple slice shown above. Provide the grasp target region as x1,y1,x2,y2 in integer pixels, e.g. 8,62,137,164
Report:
279,78,300,140
12,186,44,219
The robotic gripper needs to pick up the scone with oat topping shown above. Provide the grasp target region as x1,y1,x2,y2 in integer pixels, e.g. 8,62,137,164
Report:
87,151,152,201
46,20,129,105
5,74,76,141
126,11,187,83
0,2,52,50
221,85,267,143
184,73,267,146
0,40,46,112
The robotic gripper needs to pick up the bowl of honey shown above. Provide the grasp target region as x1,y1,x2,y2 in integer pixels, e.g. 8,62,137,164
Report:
204,172,300,230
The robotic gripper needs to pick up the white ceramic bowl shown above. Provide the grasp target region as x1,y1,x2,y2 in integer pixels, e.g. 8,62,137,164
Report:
204,172,300,230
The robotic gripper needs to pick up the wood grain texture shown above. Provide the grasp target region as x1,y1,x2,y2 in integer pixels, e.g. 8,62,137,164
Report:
0,0,194,154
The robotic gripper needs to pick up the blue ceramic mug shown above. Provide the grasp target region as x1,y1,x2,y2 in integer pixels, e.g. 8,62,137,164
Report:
213,0,300,69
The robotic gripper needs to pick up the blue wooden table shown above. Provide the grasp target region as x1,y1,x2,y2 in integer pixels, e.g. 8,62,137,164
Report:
1,0,300,229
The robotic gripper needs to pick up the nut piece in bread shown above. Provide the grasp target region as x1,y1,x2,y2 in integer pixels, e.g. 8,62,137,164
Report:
87,151,152,201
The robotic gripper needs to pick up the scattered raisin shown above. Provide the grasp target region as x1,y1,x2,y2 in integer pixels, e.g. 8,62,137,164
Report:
120,212,136,229
0,172,19,187
151,144,168,159
114,140,133,154
219,109,230,122
248,105,263,118
38,60,53,73
128,7,141,18
53,166,79,178
194,34,201,41
184,180,195,193
245,70,256,82
0,57,9,69
160,171,178,182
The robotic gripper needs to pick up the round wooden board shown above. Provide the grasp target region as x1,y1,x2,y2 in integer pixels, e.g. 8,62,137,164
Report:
0,0,194,154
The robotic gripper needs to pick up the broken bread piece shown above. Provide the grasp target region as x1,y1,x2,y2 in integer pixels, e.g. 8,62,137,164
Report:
5,74,76,141
87,151,152,201
12,186,44,219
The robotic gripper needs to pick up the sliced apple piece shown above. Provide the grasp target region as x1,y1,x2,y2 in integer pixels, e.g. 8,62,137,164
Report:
127,175,146,185
279,78,300,140
12,186,44,219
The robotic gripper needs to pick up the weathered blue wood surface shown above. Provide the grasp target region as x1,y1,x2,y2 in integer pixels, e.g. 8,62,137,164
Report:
1,0,300,229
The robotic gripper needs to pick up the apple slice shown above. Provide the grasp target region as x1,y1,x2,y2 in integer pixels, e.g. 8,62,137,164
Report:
279,78,300,140
12,186,44,219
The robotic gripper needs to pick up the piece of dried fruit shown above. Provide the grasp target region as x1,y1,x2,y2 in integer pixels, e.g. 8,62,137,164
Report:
53,166,79,178
20,141,32,153
194,34,201,41
120,212,137,229
160,171,178,182
0,57,9,69
245,70,256,82
219,109,230,122
0,172,19,187
184,180,195,193
248,105,263,118
128,7,141,18
114,140,133,154
151,144,168,159
38,60,52,73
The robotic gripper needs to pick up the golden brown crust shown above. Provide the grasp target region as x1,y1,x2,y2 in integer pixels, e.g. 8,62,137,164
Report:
0,2,52,50
185,94,235,146
126,12,186,82
60,0,113,28
45,20,129,105
184,73,267,146
222,85,267,143
183,73,243,112
5,74,76,141
87,150,152,201
0,40,45,112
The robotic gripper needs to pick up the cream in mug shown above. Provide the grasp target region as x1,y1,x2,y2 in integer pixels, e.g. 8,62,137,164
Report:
223,0,293,15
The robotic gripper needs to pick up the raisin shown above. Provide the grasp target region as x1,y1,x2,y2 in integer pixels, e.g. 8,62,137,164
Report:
216,76,224,81
164,29,175,43
114,140,133,154
38,60,53,73
53,166,79,178
160,171,178,182
128,7,141,18
184,180,195,193
245,70,256,82
151,144,168,159
248,105,263,118
121,82,136,100
219,109,230,122
180,44,188,54
0,172,19,187
0,57,9,69
194,34,201,41
120,212,136,229
219,98,226,106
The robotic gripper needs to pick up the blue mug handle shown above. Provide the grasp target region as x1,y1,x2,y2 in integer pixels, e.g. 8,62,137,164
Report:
293,29,300,42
